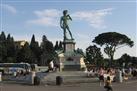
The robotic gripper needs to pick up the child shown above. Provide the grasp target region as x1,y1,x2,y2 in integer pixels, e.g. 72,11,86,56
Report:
104,76,113,91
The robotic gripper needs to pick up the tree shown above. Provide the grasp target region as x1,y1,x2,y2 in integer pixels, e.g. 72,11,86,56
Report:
0,31,6,42
93,32,134,66
30,34,41,64
6,34,16,62
131,57,137,67
17,42,35,64
58,41,63,50
117,53,132,68
54,41,59,50
40,35,54,65
54,41,63,51
0,31,7,62
75,48,85,56
86,45,103,66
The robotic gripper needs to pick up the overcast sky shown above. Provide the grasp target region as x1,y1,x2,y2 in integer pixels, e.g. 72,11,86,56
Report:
0,0,136,59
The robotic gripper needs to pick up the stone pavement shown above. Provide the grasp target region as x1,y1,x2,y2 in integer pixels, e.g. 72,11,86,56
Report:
1,71,137,91
2,71,97,85
2,71,137,86
1,79,137,91
41,71,98,85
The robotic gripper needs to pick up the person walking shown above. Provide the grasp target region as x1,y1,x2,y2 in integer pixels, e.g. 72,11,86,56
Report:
104,76,113,91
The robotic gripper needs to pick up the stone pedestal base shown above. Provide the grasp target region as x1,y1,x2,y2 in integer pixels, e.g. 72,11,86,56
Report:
58,54,86,71
55,39,86,71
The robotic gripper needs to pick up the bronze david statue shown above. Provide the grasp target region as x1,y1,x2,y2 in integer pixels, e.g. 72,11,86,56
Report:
60,10,73,40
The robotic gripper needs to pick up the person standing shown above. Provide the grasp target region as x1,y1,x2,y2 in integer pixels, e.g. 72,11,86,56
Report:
99,67,105,86
118,69,123,83
49,60,54,71
115,68,123,83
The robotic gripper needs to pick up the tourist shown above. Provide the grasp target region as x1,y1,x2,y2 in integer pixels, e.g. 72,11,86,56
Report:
115,68,123,83
87,69,95,77
49,60,54,71
46,60,54,72
98,67,105,86
104,76,113,91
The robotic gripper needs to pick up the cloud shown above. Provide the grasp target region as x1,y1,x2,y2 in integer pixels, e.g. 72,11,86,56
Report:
27,8,113,29
72,8,113,29
75,33,91,50
28,17,58,27
1,4,17,14
27,9,61,27
34,9,61,18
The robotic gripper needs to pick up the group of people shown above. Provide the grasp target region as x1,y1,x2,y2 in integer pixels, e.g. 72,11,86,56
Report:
85,67,137,91
98,68,114,91
13,69,30,78
46,61,60,72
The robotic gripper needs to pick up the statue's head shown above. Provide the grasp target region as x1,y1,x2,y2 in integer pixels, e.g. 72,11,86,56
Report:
63,10,68,15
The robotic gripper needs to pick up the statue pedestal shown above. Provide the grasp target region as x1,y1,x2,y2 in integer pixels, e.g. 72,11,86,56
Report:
58,54,86,71
56,39,86,71
63,39,75,53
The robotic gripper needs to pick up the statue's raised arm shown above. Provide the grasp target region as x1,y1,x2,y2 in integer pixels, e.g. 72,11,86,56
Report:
67,14,72,21
60,10,73,40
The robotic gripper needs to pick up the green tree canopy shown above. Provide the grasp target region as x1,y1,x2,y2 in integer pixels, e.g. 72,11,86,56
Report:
30,34,41,63
54,41,63,51
17,42,35,63
93,32,134,66
54,41,59,50
86,45,103,66
75,48,85,56
6,34,16,62
117,53,133,68
0,31,6,42
0,31,7,62
40,35,54,65
58,41,63,50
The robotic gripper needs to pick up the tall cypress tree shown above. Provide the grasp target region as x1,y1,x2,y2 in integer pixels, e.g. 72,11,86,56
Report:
54,41,59,50
0,31,7,62
58,41,63,50
30,34,40,64
6,34,16,62
0,31,6,42
40,35,54,65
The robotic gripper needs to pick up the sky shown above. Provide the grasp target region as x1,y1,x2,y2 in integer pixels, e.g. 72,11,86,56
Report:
0,0,137,59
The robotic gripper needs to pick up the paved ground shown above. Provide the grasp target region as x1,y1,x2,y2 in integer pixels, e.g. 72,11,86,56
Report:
0,80,137,91
1,71,137,91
